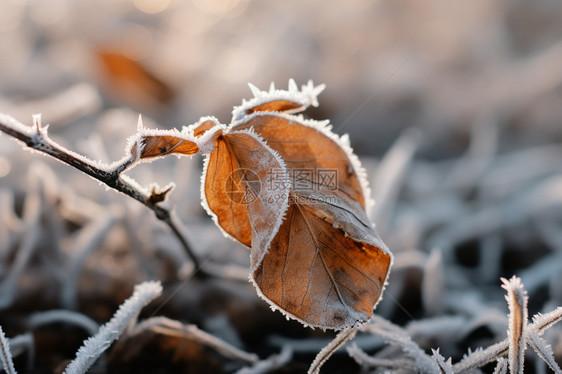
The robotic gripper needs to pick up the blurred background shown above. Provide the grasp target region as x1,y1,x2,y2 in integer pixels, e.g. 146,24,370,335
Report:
1,0,562,372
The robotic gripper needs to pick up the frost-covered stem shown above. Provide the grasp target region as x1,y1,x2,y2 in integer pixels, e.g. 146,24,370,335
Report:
0,325,17,374
29,310,99,336
0,114,204,276
431,349,454,374
502,276,528,374
493,358,508,374
236,345,292,374
453,340,509,373
130,317,259,364
347,343,416,370
308,326,357,374
63,281,162,374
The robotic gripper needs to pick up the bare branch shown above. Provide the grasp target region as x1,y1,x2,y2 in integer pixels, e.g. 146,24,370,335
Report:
235,345,292,374
0,113,205,275
129,316,259,364
347,343,416,370
453,341,509,373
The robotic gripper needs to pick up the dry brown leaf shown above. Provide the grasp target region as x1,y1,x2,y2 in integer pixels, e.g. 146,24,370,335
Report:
130,82,392,330
228,110,392,330
137,135,199,159
201,128,290,265
245,100,303,115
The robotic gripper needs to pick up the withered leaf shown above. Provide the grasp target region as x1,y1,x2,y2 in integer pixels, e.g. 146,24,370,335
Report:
138,135,199,159
230,112,392,329
147,81,392,330
191,119,218,138
201,129,290,266
245,100,303,115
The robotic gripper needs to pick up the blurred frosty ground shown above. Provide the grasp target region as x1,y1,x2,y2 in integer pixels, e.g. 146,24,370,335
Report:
0,0,562,373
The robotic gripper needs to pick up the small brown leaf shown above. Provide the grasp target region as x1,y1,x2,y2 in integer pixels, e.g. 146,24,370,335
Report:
137,135,198,159
192,119,220,138
245,100,303,115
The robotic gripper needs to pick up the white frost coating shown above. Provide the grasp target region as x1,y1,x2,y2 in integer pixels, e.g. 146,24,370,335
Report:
236,345,292,374
197,123,224,155
231,79,326,122
0,325,17,374
0,112,37,135
120,173,151,196
182,116,220,134
431,349,454,374
493,358,508,374
1,113,120,174
363,321,440,373
527,307,562,332
308,327,357,374
63,281,162,374
501,276,528,374
526,332,562,373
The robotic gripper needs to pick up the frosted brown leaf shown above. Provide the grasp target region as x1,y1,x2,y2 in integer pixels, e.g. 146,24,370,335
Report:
230,101,392,329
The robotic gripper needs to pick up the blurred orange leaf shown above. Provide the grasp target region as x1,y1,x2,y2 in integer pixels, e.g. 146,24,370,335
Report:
97,50,175,107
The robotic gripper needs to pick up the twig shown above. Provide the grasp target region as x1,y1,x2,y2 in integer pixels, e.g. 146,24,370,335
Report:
61,210,121,309
236,345,292,374
63,281,162,374
0,113,205,276
29,310,99,336
129,316,259,364
347,343,416,370
7,334,34,371
493,358,508,374
360,320,440,374
370,127,420,230
0,187,41,309
0,325,17,374
431,349,454,374
308,326,358,374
